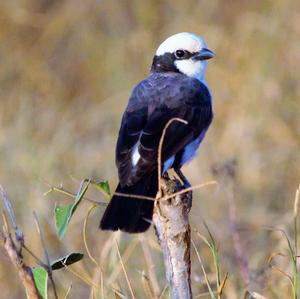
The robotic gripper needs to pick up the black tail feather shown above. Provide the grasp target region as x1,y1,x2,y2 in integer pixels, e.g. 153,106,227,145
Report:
100,171,158,233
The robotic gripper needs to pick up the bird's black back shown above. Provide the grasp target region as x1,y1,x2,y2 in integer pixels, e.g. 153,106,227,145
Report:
116,72,213,187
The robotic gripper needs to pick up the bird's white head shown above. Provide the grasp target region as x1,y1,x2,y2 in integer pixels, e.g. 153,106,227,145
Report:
153,32,214,81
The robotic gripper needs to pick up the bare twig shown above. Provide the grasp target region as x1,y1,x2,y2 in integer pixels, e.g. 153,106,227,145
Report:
0,185,24,244
62,262,100,290
157,118,188,197
22,244,47,268
1,212,41,299
158,283,168,299
191,239,215,298
42,179,107,206
33,212,51,268
83,204,104,298
114,180,216,202
293,184,300,298
162,180,217,201
139,235,161,298
115,239,136,299
107,238,139,284
64,284,72,299
244,291,267,299
33,211,58,299
113,192,155,201
140,270,156,299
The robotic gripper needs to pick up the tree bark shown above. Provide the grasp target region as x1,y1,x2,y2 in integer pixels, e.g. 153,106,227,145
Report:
153,175,192,299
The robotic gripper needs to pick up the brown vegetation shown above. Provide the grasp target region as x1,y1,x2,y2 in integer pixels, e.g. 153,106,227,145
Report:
0,0,299,298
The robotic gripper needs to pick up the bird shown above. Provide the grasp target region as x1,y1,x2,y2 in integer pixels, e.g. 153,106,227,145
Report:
100,32,214,233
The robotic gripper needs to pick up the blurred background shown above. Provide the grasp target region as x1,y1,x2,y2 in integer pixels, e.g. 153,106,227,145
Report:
0,0,299,298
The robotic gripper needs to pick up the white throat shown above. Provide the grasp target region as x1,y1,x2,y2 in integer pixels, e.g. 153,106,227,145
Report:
175,59,207,81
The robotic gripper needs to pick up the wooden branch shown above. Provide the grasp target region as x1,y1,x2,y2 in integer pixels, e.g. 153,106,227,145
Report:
153,175,192,299
1,214,41,299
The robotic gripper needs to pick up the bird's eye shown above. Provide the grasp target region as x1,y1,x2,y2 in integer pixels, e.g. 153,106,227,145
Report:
175,50,186,59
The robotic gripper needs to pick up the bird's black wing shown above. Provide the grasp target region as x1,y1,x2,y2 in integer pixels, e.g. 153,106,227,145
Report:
116,73,213,187
115,80,150,187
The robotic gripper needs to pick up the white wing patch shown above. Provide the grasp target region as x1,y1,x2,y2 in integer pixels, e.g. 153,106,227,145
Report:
132,145,141,166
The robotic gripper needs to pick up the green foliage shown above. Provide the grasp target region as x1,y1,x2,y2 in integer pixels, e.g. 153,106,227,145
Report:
32,267,48,299
203,221,222,289
32,253,83,299
54,204,73,240
194,222,227,299
91,180,111,198
51,253,84,270
54,180,91,239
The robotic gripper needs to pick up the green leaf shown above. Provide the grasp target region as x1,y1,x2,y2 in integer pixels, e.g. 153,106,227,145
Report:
51,252,84,270
92,180,111,197
32,267,48,299
54,179,90,239
54,204,72,239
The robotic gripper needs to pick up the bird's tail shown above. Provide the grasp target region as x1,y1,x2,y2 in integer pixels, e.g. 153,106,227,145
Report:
100,171,158,233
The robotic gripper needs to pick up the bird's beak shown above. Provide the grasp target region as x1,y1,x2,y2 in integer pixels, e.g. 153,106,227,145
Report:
193,48,215,61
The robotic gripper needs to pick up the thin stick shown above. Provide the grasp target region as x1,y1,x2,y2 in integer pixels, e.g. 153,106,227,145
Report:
1,212,41,299
83,205,101,267
33,212,51,268
115,239,136,299
22,244,47,268
42,180,107,206
107,238,139,284
140,270,155,299
63,262,100,290
158,283,168,299
33,211,58,299
64,284,72,299
157,118,188,195
191,239,216,299
293,185,299,298
83,204,104,298
139,235,160,297
195,291,217,298
0,185,24,243
33,216,58,299
114,180,216,202
162,180,217,200
268,252,294,287
113,192,155,201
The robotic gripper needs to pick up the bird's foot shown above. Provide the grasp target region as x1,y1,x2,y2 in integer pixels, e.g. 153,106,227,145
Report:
174,168,191,188
174,168,192,211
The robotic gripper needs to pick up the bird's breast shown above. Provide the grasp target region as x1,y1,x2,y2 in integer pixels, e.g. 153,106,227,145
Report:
179,130,207,166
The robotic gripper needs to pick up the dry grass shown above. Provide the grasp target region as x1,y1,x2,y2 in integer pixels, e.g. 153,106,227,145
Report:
0,0,300,298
